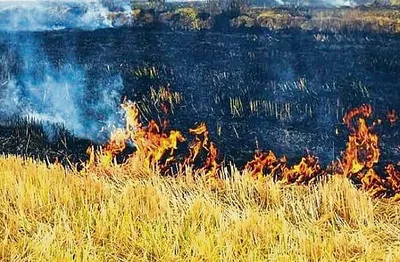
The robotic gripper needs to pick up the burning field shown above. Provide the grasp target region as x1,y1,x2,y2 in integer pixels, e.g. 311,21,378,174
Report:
2,97,400,260
85,100,400,201
1,101,400,260
1,2,400,260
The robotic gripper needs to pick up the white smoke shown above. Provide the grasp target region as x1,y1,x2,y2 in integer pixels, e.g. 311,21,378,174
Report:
0,35,124,141
0,0,131,31
0,1,130,141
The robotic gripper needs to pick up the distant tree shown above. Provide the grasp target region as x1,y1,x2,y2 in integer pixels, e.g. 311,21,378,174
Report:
230,0,250,12
206,0,249,14
101,0,129,11
131,0,165,10
149,0,165,10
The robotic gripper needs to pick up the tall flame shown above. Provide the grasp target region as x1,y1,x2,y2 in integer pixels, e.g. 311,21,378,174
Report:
186,123,209,165
123,101,185,169
185,123,221,180
339,104,380,177
387,110,398,126
86,100,185,169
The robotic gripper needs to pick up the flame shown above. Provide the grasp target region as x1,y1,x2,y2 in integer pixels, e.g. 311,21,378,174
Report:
200,142,220,178
86,145,95,167
160,102,169,115
243,104,400,200
281,154,325,184
127,109,185,168
185,123,221,180
122,100,141,132
245,151,279,179
189,122,208,135
106,128,129,154
360,169,387,198
338,105,400,200
387,110,398,126
186,123,209,164
150,85,183,115
86,100,400,201
245,151,324,184
85,100,221,183
356,164,400,199
85,128,129,169
343,104,372,131
339,105,380,177
86,100,185,169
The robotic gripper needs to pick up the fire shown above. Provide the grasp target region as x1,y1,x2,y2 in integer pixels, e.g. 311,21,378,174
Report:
186,123,209,164
124,103,186,169
199,142,220,178
337,105,400,200
245,151,324,184
386,164,400,192
281,154,326,184
245,151,279,179
360,169,387,198
185,123,221,180
86,101,220,181
244,104,400,200
86,99,400,201
358,165,400,199
122,100,141,132
150,85,183,115
343,104,372,132
339,104,380,177
387,109,398,126
86,100,185,170
106,128,129,154
86,145,95,167
84,128,129,168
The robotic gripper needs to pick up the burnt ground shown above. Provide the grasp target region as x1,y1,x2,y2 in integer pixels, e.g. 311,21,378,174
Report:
0,118,91,167
0,28,399,168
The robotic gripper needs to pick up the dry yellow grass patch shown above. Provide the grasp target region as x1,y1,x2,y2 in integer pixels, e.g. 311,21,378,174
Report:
0,156,400,261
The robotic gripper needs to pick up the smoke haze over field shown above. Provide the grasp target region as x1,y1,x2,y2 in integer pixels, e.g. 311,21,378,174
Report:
0,1,132,32
0,0,392,142
0,34,125,141
0,1,130,141
0,0,132,140
0,0,388,33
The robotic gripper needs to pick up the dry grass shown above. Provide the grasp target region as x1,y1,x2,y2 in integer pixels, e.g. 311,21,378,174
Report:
1,155,400,261
238,7,400,33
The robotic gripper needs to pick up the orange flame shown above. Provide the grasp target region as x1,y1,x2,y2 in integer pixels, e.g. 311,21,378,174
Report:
281,154,325,184
245,151,324,184
185,123,221,180
86,100,400,201
86,100,185,169
360,169,387,198
186,123,210,164
127,106,185,168
343,104,372,131
85,101,222,181
387,110,398,126
245,151,279,178
200,142,220,179
339,105,380,177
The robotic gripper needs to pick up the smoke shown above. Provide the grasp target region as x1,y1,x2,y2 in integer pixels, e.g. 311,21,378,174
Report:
251,0,381,7
0,1,132,141
0,32,124,141
0,0,385,32
0,0,131,32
